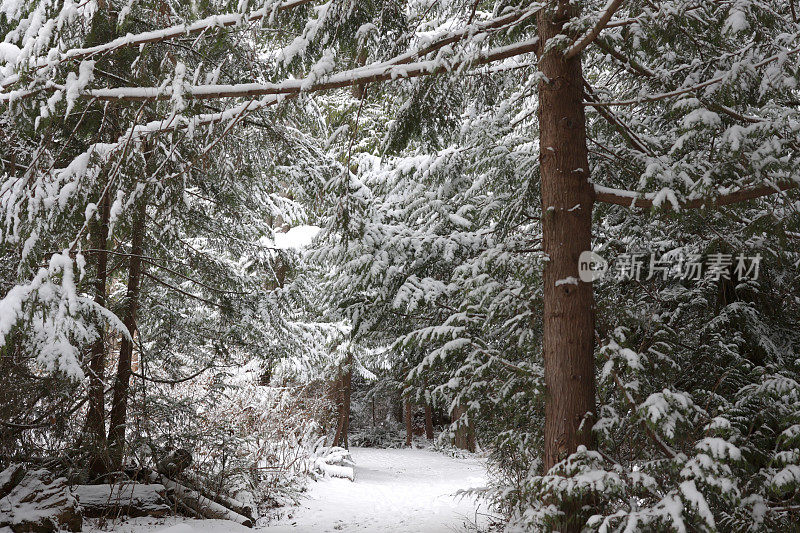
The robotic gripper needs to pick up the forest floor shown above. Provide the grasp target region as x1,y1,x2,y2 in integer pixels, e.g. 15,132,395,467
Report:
85,446,491,533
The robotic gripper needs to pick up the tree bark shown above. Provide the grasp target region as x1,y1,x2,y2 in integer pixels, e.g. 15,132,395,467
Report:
538,0,596,472
538,2,596,530
72,483,170,518
423,393,434,440
451,404,476,452
159,476,253,527
86,192,111,480
404,397,413,447
107,198,146,475
352,49,368,99
424,403,434,440
332,352,351,448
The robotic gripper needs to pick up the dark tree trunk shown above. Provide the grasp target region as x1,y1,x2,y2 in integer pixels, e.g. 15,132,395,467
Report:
403,397,413,447
424,401,434,440
451,404,476,452
538,2,596,530
107,198,146,475
332,353,352,448
352,49,368,99
86,193,111,480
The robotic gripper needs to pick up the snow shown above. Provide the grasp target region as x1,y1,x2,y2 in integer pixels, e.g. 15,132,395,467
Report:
555,276,579,286
273,225,321,249
266,447,489,532
83,448,487,533
0,42,20,63
64,60,94,115
6,34,541,104
84,518,251,533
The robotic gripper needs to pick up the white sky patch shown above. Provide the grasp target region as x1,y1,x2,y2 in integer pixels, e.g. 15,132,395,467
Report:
273,224,321,249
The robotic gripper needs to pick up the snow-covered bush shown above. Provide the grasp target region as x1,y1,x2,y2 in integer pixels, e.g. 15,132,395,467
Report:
311,445,355,481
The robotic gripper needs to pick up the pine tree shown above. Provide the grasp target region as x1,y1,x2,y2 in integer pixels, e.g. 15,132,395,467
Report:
2,0,799,529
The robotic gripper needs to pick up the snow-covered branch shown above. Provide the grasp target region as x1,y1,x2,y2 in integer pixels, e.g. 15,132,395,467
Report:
594,180,798,209
4,37,539,103
585,42,800,107
0,0,315,90
565,0,625,59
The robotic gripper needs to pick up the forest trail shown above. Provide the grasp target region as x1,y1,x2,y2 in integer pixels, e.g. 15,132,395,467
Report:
265,446,490,532
85,447,490,533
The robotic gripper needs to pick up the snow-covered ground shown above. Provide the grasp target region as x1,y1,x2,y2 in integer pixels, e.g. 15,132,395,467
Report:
85,447,490,533
265,447,489,532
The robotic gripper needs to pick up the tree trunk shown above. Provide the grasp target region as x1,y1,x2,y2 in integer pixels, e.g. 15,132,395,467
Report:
352,49,368,99
332,353,351,448
158,476,253,528
538,2,596,530
72,483,170,518
107,198,146,475
424,400,434,440
404,397,413,447
451,404,476,452
86,192,111,480
179,471,255,520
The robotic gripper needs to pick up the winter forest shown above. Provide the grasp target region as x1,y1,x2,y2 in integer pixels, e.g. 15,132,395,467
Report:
1,0,799,531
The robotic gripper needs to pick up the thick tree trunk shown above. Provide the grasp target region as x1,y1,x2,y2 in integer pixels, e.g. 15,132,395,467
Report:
538,2,596,530
87,193,111,480
424,401,434,440
72,483,170,518
538,0,596,472
107,198,146,475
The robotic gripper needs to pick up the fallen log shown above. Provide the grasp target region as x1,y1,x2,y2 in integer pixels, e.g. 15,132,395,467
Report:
73,483,171,518
158,476,253,528
156,449,193,477
178,471,255,520
165,493,204,519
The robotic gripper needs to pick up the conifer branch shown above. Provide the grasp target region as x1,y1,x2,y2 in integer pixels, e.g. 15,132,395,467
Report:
565,0,625,59
594,180,798,209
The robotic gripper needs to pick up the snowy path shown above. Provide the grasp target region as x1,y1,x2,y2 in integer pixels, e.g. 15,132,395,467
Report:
85,447,489,533
266,447,489,532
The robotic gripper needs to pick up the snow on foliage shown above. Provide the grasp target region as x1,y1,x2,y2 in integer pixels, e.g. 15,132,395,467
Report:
1,0,799,530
